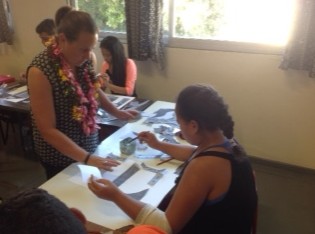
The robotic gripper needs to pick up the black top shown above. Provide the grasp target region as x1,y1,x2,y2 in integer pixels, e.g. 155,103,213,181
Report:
160,150,257,234
28,49,98,168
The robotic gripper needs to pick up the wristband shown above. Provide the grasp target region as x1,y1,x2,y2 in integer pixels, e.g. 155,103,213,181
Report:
84,153,91,165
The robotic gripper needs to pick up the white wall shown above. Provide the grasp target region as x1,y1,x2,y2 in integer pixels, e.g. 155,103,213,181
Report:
0,0,66,73
1,0,315,169
132,49,315,170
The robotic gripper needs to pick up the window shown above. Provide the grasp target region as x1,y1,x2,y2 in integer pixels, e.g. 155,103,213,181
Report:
71,0,296,54
70,0,126,41
74,0,126,33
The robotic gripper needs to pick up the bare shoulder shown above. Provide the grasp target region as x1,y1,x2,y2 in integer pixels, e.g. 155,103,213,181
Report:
28,67,50,88
186,153,231,177
28,67,52,104
28,66,44,77
127,58,136,67
90,51,97,68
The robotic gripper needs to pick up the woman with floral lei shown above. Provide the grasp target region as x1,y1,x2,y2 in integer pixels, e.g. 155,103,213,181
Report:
27,10,138,179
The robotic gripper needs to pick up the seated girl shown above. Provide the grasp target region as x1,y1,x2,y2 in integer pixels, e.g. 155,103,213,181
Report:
99,36,137,97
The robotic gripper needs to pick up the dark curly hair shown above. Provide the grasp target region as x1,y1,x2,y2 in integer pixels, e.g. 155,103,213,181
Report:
35,18,56,35
0,188,87,234
176,84,245,157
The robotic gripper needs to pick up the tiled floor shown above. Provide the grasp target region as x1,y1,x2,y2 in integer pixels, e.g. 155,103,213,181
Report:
1,128,315,234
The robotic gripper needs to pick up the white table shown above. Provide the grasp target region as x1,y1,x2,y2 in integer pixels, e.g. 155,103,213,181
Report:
40,101,185,230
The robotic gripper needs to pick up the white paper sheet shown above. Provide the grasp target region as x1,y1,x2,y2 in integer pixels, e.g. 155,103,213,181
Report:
3,97,26,103
74,160,165,195
7,85,27,95
77,164,102,183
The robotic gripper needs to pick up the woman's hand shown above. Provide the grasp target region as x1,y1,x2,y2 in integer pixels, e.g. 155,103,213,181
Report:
138,131,160,149
88,175,120,201
96,73,110,88
116,109,139,121
87,156,120,171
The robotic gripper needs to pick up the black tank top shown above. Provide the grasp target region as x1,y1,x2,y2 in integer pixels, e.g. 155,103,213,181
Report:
159,149,257,234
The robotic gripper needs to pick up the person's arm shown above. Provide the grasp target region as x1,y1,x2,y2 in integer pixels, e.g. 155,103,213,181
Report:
97,61,110,91
89,179,172,232
90,51,97,70
88,176,146,219
28,67,119,170
28,67,88,161
88,157,223,233
164,158,223,233
107,81,127,95
107,59,137,96
137,131,195,161
152,141,195,162
100,61,109,75
97,88,139,120
124,59,137,96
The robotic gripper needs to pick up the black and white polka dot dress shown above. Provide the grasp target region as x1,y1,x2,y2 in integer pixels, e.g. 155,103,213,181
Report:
29,49,99,168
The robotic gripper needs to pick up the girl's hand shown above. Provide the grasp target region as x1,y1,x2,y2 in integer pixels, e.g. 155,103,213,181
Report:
138,131,160,149
88,175,120,201
96,73,109,81
96,73,110,88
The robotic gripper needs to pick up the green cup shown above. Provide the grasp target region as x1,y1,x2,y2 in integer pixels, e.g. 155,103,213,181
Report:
120,137,136,156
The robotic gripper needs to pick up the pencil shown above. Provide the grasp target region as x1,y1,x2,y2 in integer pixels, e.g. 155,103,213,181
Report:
127,136,138,143
156,158,173,166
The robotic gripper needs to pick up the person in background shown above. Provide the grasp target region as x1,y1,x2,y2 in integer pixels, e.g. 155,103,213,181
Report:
55,5,74,27
88,84,258,234
20,18,57,80
35,18,56,47
0,188,166,234
0,188,87,234
99,36,137,97
27,10,138,180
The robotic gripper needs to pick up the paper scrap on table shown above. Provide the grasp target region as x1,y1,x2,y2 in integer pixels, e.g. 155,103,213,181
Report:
4,97,26,103
7,85,27,95
134,145,164,159
77,165,102,184
140,112,155,118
